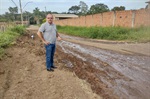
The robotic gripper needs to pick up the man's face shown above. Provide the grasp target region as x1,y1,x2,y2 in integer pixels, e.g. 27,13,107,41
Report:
46,15,53,24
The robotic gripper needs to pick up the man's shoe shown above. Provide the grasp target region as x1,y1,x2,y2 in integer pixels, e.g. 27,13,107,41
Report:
51,66,57,69
47,68,54,72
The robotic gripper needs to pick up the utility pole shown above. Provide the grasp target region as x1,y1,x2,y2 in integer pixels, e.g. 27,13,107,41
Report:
45,6,47,16
19,0,23,25
10,0,32,26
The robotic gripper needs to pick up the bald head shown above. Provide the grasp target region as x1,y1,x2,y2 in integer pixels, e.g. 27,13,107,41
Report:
46,14,53,24
46,14,53,18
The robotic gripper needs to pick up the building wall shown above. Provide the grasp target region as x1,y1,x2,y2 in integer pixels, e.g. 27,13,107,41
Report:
54,9,150,28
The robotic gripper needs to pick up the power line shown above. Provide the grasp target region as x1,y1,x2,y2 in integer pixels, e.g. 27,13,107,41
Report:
10,0,18,7
23,1,33,9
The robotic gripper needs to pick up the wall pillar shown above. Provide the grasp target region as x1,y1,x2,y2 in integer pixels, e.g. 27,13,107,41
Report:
132,10,136,28
113,11,116,26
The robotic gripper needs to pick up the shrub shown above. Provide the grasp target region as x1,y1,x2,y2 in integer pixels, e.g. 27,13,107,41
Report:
0,25,26,58
10,25,26,35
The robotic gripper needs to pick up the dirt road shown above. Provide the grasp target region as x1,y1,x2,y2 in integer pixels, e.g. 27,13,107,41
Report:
0,25,150,99
58,34,150,99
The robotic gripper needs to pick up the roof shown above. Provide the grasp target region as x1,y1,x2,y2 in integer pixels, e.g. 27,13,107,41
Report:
52,14,78,18
146,0,150,3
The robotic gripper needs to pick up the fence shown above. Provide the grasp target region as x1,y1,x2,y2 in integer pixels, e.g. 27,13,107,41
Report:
0,21,29,32
0,22,15,32
54,9,150,28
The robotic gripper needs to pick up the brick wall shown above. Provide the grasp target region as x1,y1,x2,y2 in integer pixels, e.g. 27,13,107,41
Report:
54,9,150,27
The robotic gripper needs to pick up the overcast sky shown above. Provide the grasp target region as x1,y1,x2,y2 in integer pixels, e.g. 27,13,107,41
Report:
0,0,148,14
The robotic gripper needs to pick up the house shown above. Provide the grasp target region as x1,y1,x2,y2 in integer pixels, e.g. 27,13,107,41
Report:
52,14,78,20
146,0,150,9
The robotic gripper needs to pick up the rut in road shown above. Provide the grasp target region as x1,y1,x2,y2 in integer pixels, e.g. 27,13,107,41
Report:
56,35,150,99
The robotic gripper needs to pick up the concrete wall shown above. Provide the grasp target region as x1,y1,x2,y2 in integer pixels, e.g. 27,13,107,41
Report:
54,9,150,27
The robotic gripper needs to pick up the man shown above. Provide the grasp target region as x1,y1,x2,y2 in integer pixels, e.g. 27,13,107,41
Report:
37,14,61,72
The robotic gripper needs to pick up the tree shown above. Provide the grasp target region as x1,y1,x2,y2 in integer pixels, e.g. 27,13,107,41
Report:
46,11,52,14
88,3,109,14
23,11,32,21
61,12,67,14
4,12,12,21
33,7,51,24
8,7,18,14
8,7,18,21
51,12,58,14
68,5,80,14
111,6,125,11
0,13,11,22
79,1,88,15
33,7,41,24
33,7,41,17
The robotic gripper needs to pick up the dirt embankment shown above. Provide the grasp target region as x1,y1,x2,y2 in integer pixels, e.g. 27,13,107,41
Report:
0,29,102,99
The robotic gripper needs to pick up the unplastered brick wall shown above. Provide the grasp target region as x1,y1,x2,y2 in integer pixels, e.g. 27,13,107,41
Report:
54,9,150,27
135,9,150,27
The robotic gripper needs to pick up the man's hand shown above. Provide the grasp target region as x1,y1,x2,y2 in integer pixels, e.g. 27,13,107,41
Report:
37,31,49,45
43,41,50,45
57,36,62,41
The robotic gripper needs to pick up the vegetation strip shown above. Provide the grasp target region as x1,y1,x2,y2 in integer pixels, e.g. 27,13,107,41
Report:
0,25,26,59
57,25,150,42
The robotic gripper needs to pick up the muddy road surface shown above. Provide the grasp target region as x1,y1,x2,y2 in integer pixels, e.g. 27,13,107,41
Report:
57,34,150,99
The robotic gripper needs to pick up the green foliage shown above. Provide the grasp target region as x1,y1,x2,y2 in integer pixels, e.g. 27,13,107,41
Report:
8,7,18,14
68,5,80,14
33,7,41,18
88,3,109,14
57,25,150,42
0,25,26,58
42,18,46,23
6,7,18,21
10,25,26,35
0,18,7,22
127,26,150,42
79,1,88,15
0,31,19,48
111,6,125,11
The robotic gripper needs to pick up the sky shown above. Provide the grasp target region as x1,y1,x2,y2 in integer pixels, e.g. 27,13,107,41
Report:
0,0,149,15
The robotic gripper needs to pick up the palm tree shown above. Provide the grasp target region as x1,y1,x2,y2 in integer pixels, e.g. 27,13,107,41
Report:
8,7,18,21
33,7,41,24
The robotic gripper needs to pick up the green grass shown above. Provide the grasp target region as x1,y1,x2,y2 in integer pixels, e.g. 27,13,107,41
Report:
57,25,150,42
0,25,26,59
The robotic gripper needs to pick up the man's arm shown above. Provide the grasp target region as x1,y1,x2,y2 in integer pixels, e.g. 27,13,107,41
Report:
37,31,50,45
56,32,62,40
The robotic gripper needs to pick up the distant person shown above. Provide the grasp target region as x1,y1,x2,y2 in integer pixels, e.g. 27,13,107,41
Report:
37,14,62,72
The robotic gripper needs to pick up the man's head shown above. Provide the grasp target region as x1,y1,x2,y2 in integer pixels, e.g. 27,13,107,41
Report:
46,14,53,24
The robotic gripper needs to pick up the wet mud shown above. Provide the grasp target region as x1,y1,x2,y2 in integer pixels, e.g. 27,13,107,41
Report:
56,39,150,99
